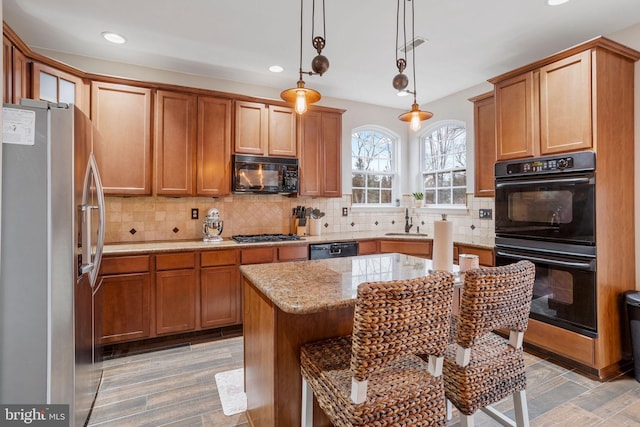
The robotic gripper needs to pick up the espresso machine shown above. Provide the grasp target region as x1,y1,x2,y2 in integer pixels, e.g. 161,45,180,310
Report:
202,208,224,242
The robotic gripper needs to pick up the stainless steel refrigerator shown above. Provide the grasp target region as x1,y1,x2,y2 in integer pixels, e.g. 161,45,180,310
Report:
0,99,105,427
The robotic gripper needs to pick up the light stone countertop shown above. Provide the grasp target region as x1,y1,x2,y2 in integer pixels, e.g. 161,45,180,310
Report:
103,230,494,255
239,253,461,314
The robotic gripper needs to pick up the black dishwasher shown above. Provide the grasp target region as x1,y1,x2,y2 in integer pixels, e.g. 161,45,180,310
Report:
309,241,358,260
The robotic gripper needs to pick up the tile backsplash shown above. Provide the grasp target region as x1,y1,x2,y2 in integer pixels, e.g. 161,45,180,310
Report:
104,194,495,246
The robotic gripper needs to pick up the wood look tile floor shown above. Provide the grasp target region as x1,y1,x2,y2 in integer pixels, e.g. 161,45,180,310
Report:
88,334,640,427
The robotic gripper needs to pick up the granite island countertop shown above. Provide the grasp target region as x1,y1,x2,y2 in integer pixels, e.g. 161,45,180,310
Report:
103,230,493,255
239,253,461,314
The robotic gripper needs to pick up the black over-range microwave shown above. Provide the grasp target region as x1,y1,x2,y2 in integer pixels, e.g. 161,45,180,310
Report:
232,154,299,194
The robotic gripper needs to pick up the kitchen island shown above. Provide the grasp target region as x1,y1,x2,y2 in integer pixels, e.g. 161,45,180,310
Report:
240,253,460,427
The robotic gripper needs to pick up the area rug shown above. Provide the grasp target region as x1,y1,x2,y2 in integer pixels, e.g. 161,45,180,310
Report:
214,368,247,416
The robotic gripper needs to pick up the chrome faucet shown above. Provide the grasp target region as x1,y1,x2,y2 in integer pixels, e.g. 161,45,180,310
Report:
404,208,413,233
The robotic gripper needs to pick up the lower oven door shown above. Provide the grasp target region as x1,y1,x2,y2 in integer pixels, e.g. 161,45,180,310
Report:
495,246,597,338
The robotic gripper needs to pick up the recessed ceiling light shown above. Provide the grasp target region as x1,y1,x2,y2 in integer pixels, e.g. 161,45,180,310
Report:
547,0,569,5
269,65,284,73
102,32,127,44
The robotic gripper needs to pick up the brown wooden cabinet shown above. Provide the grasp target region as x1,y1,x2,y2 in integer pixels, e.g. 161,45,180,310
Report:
200,250,241,329
379,239,432,258
469,92,496,197
490,37,640,378
155,91,233,196
154,90,197,196
234,101,297,157
95,255,152,345
493,50,593,160
3,35,28,104
358,240,379,255
91,81,153,195
155,252,197,335
197,96,233,196
32,62,87,113
299,109,343,197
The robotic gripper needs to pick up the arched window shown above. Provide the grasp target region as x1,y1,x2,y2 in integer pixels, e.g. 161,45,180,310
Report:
351,127,398,205
419,120,467,206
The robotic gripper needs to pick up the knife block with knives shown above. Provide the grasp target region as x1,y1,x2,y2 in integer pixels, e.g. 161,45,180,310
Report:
292,206,307,236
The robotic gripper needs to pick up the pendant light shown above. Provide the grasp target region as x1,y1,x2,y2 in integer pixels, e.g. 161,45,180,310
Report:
393,0,432,131
281,0,329,115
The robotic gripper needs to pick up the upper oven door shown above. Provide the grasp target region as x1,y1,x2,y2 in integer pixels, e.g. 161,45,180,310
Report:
495,172,595,245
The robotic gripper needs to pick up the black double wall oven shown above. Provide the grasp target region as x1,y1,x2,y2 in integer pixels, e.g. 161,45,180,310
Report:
494,151,597,337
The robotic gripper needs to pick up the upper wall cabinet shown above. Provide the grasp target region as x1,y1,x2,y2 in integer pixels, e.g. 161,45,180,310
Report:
32,62,88,113
3,35,29,104
197,96,232,196
234,101,297,157
155,90,197,196
469,92,495,197
155,90,232,197
491,40,635,161
91,81,153,195
299,109,343,197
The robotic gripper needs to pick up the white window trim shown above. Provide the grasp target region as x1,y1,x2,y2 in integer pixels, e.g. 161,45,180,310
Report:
418,119,468,207
351,125,401,208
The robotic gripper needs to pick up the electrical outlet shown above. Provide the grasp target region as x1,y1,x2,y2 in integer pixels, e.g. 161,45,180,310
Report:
479,208,492,220
342,207,348,216
191,208,199,219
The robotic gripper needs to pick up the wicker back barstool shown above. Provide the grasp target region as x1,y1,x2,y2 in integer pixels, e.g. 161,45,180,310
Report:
299,271,455,426
443,260,536,427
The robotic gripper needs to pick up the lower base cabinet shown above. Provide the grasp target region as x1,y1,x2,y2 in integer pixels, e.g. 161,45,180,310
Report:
95,255,152,345
156,269,197,335
95,273,152,344
201,266,240,328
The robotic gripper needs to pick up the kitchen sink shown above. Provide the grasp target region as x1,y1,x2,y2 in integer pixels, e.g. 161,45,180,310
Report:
385,232,429,237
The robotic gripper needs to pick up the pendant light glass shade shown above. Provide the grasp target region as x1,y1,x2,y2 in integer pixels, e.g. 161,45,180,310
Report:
281,0,328,114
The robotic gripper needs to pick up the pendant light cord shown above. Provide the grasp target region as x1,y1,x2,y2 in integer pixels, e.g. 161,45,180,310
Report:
298,0,304,79
410,0,417,104
311,0,326,45
395,0,407,73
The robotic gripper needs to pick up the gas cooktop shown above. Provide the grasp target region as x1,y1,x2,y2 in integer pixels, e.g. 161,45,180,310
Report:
231,233,302,244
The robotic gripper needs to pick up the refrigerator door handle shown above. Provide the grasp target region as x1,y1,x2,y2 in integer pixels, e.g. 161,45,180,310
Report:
80,153,106,288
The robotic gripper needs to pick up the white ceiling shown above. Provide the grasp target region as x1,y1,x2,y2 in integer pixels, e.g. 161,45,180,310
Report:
4,0,640,110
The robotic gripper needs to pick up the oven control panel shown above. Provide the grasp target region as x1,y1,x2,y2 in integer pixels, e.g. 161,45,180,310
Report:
495,151,595,178
506,156,574,174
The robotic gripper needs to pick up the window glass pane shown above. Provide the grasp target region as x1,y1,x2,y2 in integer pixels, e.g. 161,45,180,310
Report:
352,189,365,204
59,79,76,104
453,171,466,186
437,171,451,187
381,190,392,203
367,174,379,187
367,189,379,203
352,173,365,187
453,188,466,204
425,190,436,204
424,173,436,188
39,71,57,102
381,176,392,189
438,189,451,204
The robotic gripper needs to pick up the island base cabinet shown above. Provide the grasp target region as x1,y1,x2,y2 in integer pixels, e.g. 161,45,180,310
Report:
201,266,240,329
243,277,353,427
